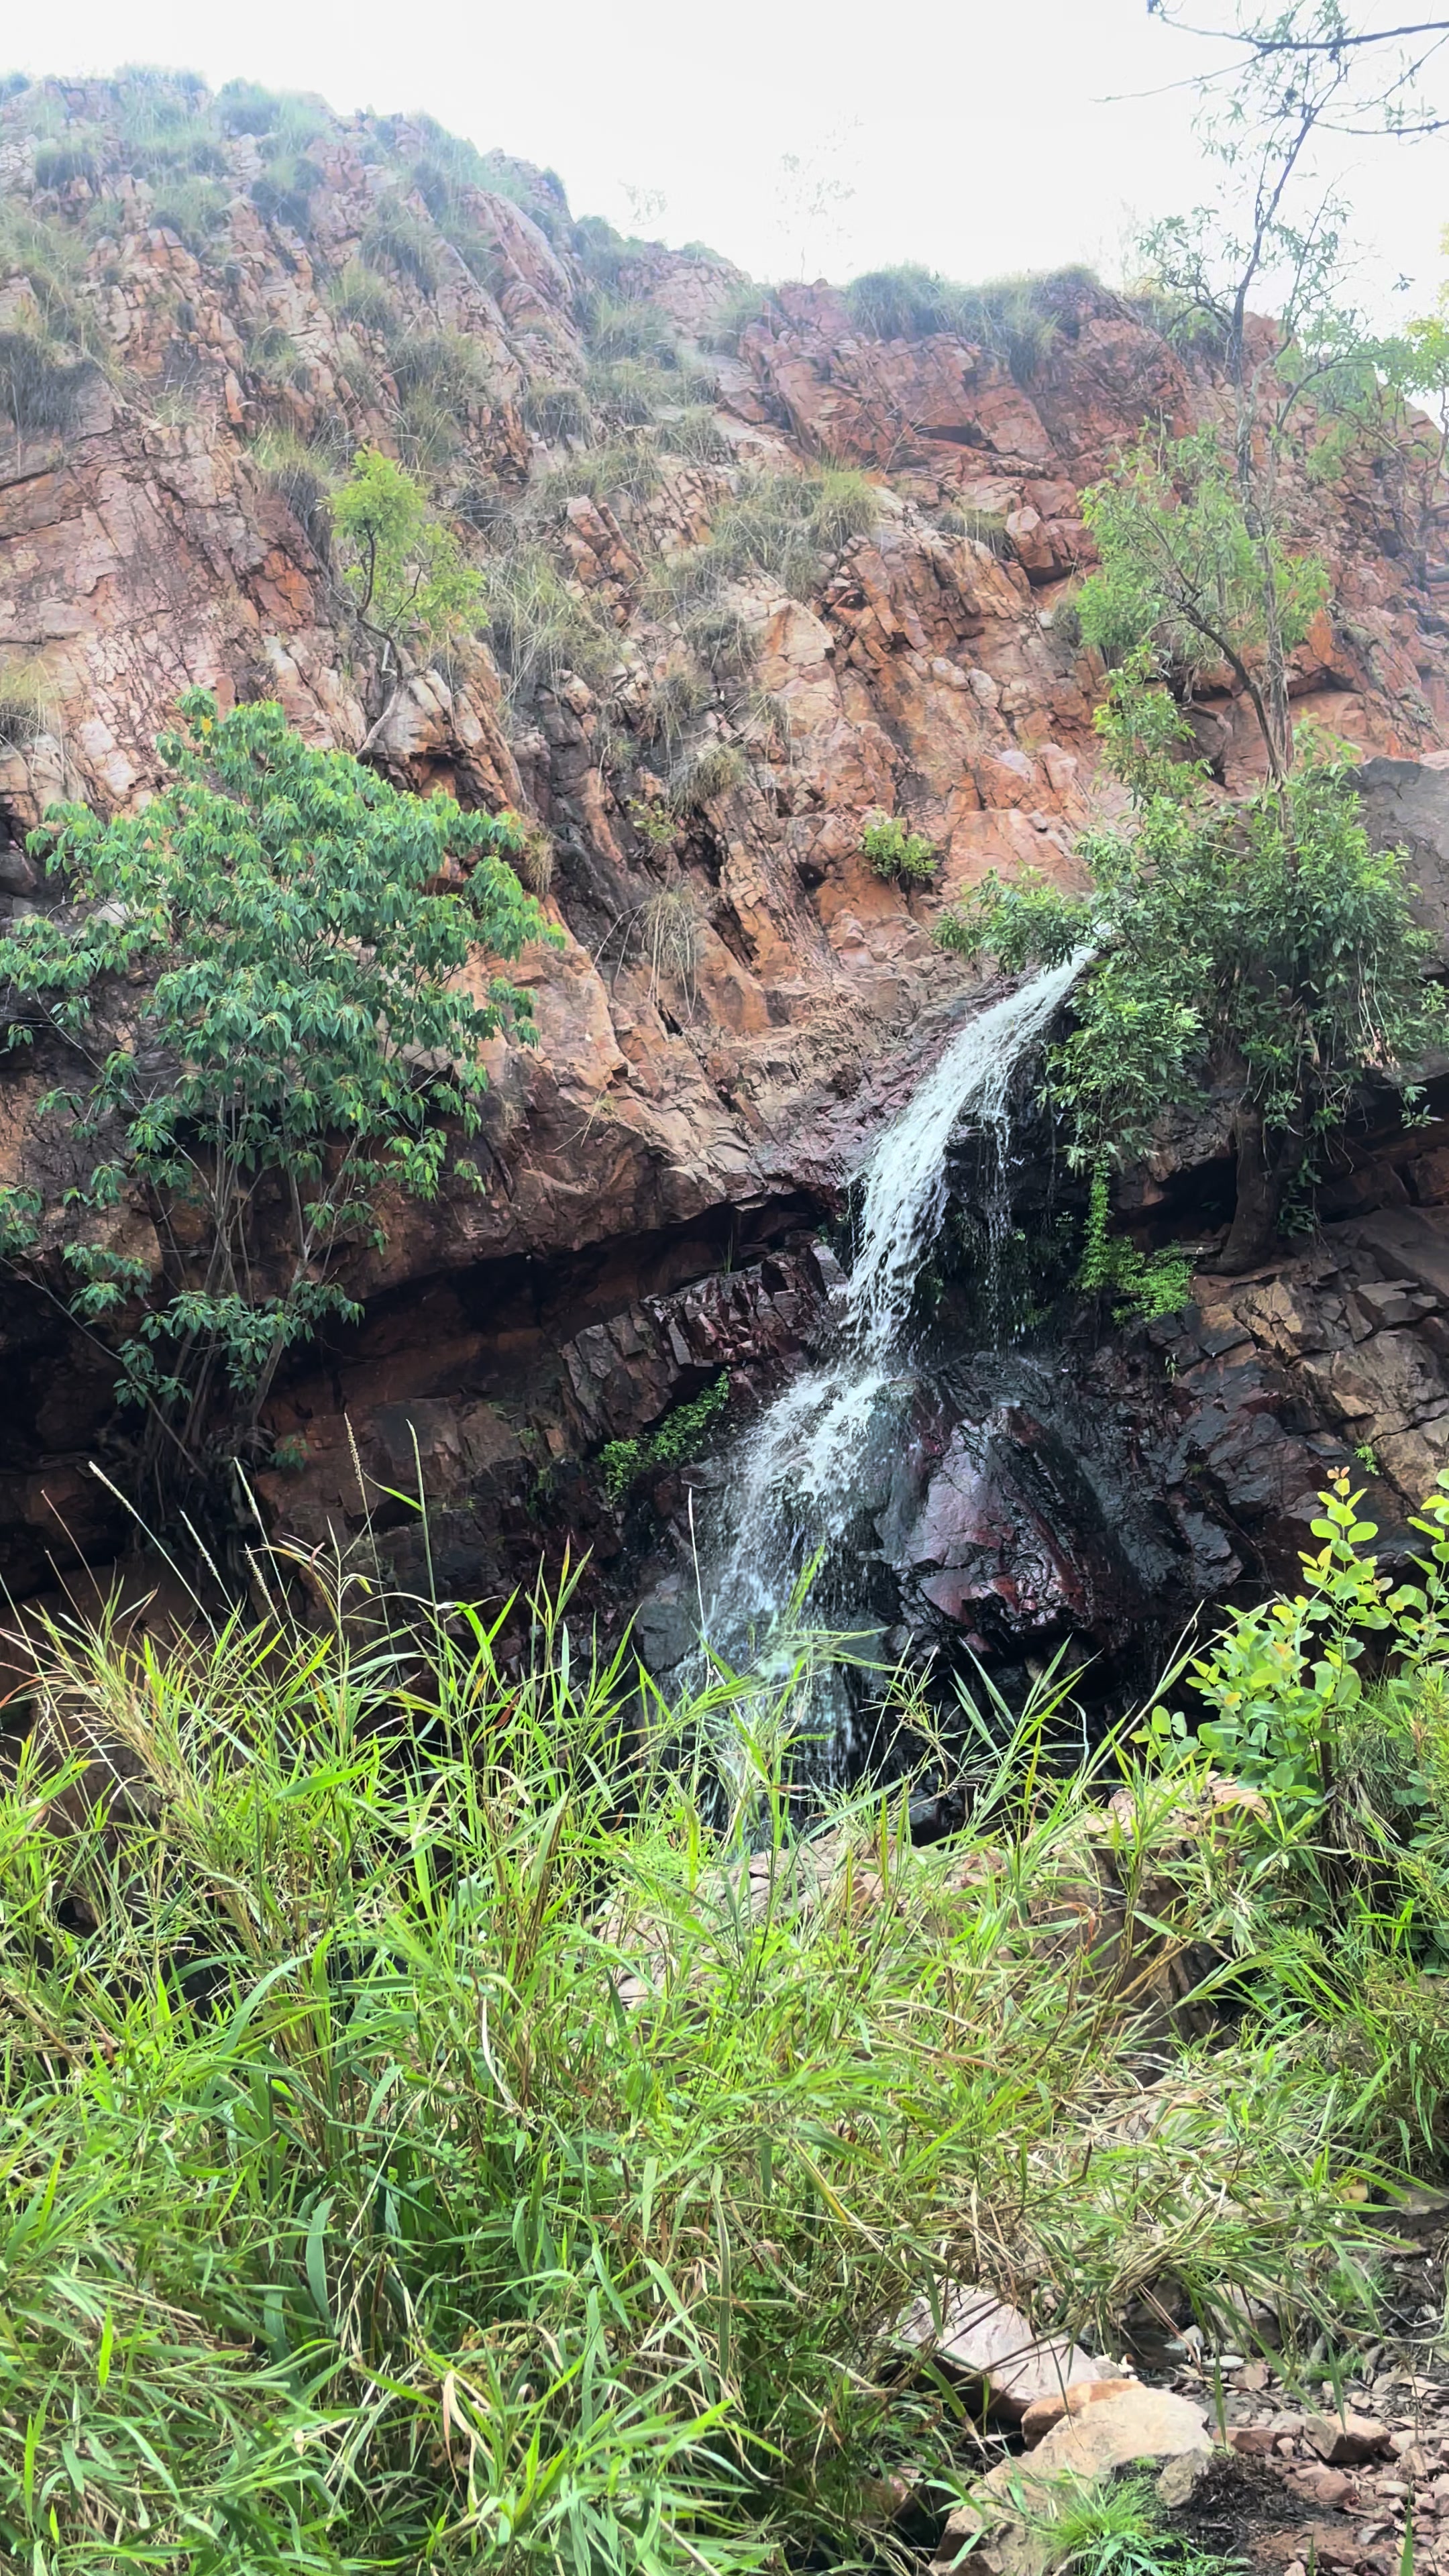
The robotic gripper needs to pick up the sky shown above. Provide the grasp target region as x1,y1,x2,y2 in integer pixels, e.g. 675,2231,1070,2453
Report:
7,0,1449,317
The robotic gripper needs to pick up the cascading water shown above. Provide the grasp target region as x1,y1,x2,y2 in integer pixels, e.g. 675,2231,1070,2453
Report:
699,954,1088,1754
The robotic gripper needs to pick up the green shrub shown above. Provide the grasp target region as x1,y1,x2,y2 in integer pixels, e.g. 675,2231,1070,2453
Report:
938,654,1448,1269
860,810,938,883
332,448,484,680
1077,1169,1192,1324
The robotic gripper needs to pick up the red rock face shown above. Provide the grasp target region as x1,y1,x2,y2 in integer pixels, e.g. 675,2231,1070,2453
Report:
3,78,1449,1627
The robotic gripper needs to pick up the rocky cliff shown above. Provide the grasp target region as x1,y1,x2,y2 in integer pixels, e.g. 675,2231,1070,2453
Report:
5,68,1449,1666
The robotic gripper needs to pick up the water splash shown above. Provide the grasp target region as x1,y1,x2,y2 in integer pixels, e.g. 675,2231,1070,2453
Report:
702,955,1087,1674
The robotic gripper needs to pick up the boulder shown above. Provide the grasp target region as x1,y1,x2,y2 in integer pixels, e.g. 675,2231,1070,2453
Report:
896,2286,1102,2418
930,2385,1214,2576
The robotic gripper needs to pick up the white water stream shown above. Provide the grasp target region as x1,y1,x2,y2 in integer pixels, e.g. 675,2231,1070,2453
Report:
702,954,1088,1667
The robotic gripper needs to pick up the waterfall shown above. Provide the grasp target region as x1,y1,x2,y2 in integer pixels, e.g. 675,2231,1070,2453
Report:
701,954,1088,1690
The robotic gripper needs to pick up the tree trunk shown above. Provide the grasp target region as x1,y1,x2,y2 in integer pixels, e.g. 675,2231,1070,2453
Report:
1218,1101,1303,1273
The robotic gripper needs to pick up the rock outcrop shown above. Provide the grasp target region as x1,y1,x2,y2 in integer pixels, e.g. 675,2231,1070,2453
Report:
3,72,1449,1653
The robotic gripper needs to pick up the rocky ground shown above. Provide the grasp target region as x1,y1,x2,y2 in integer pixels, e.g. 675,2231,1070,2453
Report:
903,2261,1449,2576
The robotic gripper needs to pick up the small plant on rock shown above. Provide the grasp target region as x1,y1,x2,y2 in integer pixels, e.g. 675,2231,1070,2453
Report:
600,1373,731,1502
861,810,938,884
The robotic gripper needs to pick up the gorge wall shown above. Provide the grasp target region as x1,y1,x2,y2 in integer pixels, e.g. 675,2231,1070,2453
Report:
5,68,1449,1674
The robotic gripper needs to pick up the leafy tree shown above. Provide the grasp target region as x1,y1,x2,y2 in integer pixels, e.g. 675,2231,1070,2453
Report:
936,657,1446,1272
0,691,555,1511
331,448,483,712
1077,427,1329,767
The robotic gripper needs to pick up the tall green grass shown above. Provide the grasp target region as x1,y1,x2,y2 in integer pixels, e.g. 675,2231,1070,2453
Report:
1,1531,1444,2573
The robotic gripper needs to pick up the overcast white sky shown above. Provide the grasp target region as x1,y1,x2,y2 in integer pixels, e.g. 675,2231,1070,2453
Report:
7,0,1448,314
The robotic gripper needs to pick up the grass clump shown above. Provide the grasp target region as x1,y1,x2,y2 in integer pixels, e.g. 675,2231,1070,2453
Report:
523,378,592,443
325,258,399,332
216,78,282,136
639,663,709,752
0,655,50,749
668,740,747,812
32,133,103,191
941,502,1014,559
150,172,230,252
652,467,878,617
846,262,1101,384
251,152,319,235
683,602,757,678
861,809,939,884
484,543,616,699
665,402,732,466
362,192,441,293
248,424,339,549
699,281,778,352
5,1475,1449,2569
0,326,97,437
0,201,103,352
536,432,663,510
621,875,707,1005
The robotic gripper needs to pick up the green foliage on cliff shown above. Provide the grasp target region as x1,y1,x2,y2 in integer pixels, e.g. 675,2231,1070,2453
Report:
1076,427,1329,743
5,1489,1449,2566
936,655,1446,1273
859,811,938,884
331,447,484,684
0,693,552,1489
600,1373,732,1502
